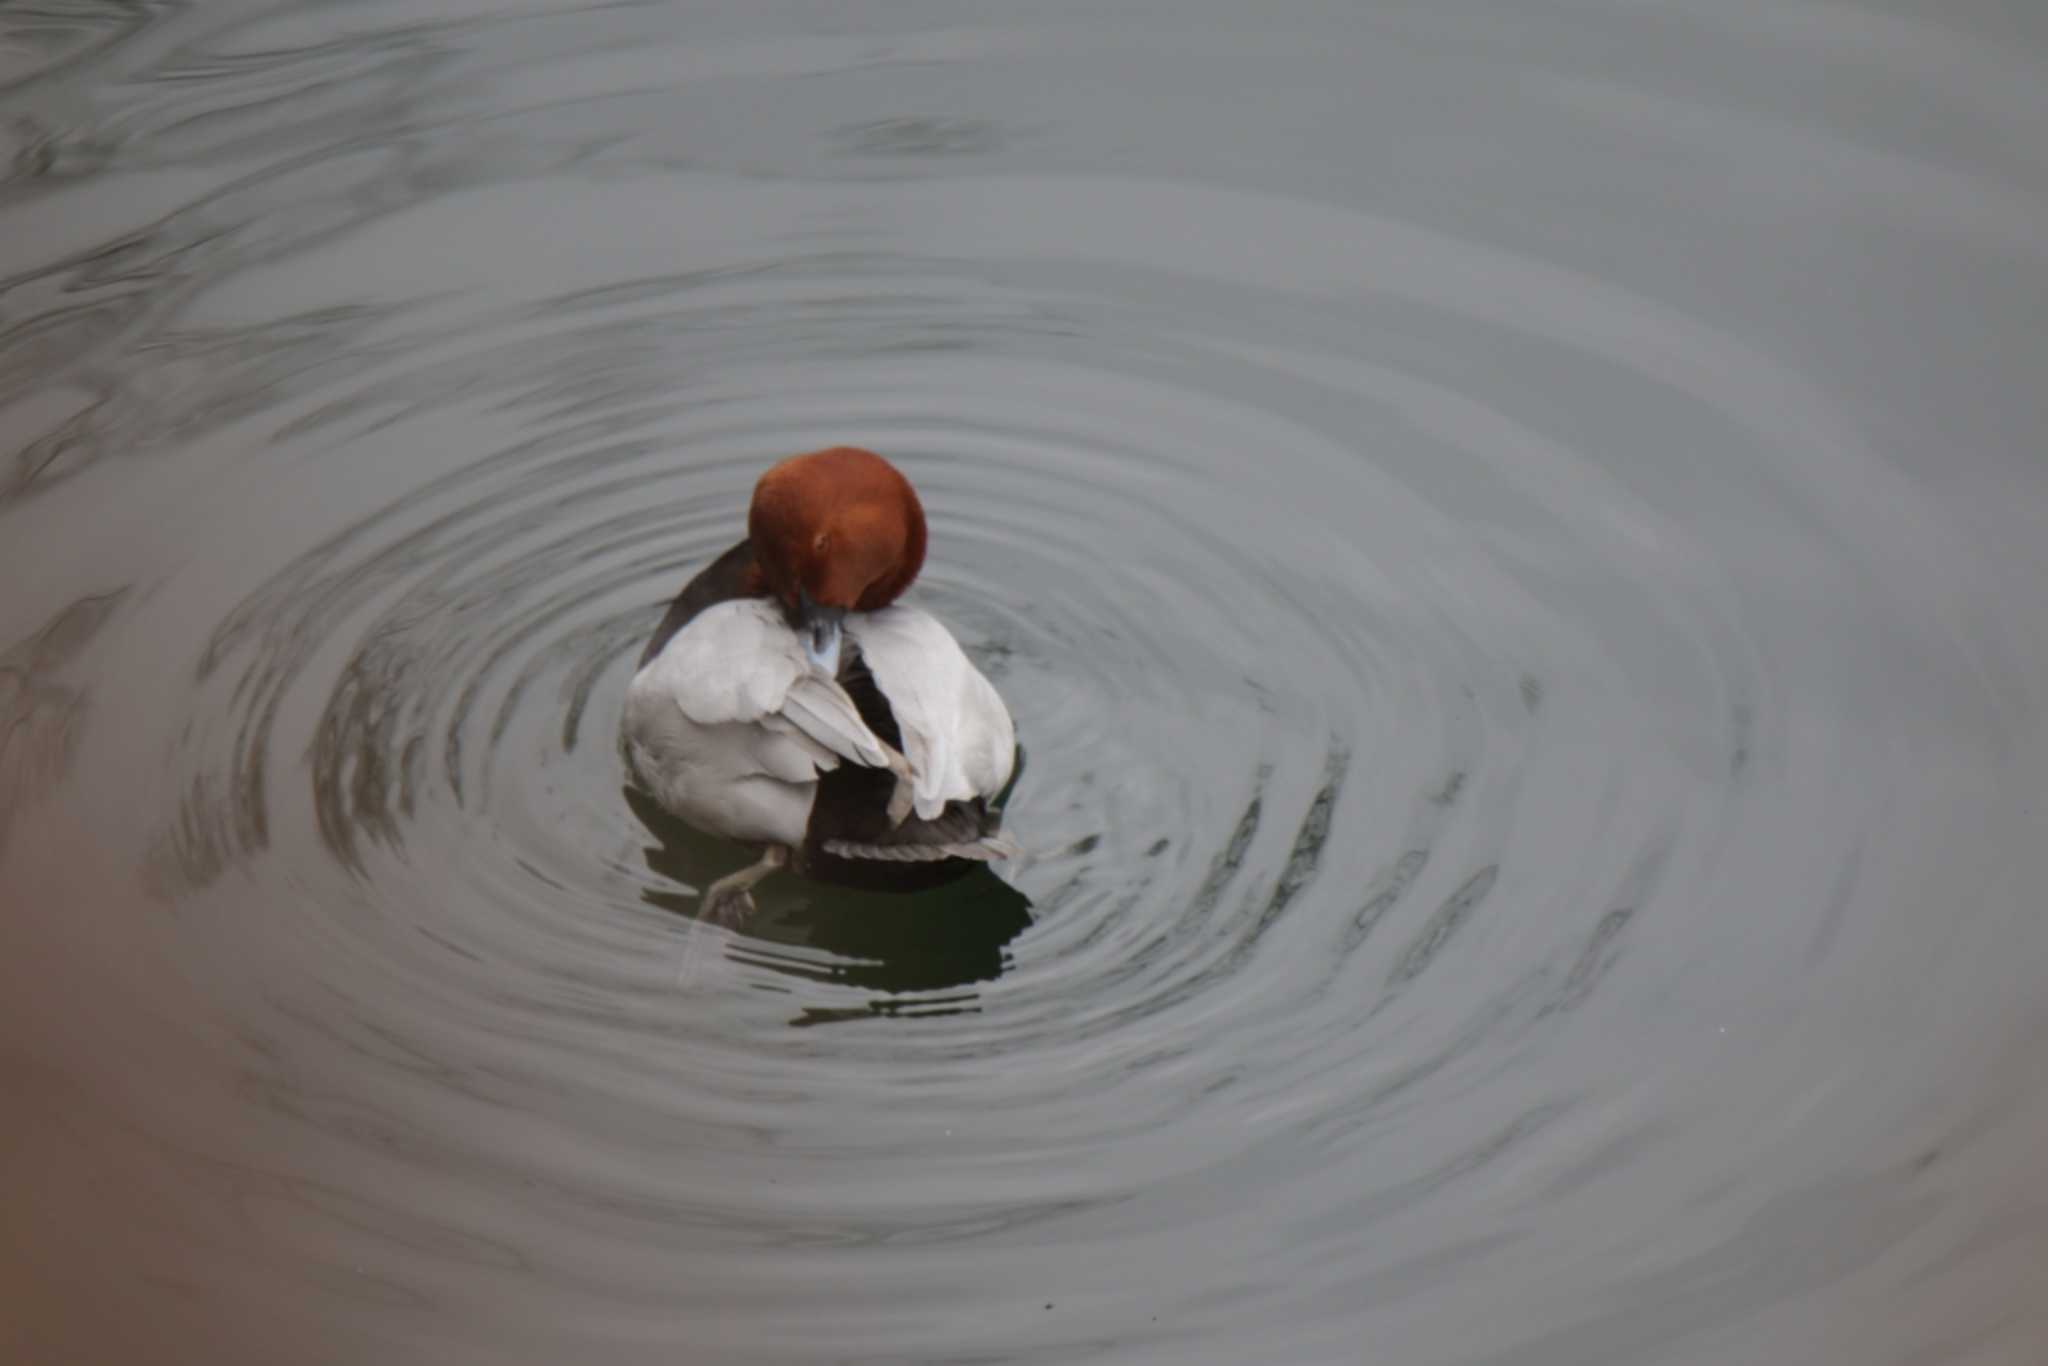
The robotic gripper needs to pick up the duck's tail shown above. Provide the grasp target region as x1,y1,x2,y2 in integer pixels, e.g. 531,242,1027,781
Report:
822,830,1020,863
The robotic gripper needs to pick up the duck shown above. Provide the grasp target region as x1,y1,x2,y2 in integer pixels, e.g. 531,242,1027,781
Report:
622,446,1019,923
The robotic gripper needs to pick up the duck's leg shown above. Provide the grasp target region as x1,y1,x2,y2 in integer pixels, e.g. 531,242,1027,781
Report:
700,845,788,926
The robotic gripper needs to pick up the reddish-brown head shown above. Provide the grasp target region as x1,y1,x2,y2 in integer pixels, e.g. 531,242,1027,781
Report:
748,446,927,615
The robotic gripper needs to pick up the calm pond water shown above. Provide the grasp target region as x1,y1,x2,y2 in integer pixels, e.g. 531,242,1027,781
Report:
5,1,2048,1362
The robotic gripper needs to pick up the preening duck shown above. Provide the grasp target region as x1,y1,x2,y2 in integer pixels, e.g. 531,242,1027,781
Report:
622,447,1018,922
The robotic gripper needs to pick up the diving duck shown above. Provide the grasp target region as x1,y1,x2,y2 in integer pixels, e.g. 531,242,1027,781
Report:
622,447,1018,922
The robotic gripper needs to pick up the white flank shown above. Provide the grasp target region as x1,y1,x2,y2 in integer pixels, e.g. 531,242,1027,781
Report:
623,598,1015,851
622,599,893,847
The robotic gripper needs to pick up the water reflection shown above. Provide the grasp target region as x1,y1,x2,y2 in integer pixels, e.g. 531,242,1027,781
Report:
626,784,1033,1016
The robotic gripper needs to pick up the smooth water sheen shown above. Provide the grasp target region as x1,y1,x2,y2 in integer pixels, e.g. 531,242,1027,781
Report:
5,2,2047,1362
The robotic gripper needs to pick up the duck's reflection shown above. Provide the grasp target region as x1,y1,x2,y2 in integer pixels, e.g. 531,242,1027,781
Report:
625,786,1032,1017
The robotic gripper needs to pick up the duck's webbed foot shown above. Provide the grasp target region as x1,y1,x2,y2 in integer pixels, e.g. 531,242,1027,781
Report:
700,845,789,926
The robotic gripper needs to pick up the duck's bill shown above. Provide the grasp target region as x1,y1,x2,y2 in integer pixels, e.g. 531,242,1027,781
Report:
798,598,845,675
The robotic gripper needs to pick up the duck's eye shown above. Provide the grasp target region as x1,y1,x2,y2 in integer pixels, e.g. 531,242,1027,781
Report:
812,532,830,555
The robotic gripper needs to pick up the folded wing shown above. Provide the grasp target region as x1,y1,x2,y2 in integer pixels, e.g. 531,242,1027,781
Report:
846,606,1017,820
640,598,895,772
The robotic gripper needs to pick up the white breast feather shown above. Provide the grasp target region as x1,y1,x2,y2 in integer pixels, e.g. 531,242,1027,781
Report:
847,607,1017,820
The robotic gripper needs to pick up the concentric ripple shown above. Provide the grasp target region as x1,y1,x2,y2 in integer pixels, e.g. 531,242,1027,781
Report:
5,2,2048,1364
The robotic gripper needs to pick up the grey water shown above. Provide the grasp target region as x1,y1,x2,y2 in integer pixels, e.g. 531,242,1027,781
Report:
4,1,2047,1362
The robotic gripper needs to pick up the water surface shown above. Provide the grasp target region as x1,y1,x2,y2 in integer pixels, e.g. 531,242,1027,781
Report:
5,2,2048,1363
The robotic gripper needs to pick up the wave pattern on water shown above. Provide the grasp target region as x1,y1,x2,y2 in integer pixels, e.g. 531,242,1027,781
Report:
3,2,2048,1364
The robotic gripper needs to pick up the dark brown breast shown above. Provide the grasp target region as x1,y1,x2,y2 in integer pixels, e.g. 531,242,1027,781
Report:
637,538,762,669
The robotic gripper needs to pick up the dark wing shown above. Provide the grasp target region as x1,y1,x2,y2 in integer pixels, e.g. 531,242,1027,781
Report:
638,538,760,669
